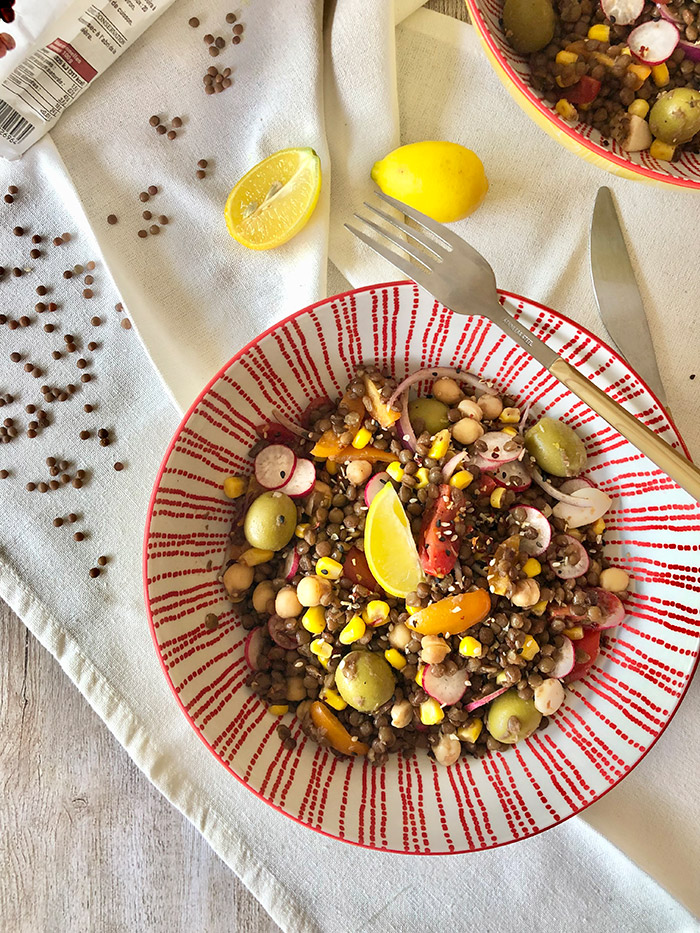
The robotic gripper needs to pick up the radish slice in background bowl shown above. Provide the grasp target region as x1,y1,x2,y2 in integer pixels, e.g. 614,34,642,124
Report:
423,666,470,706
510,505,552,555
548,534,591,579
279,458,316,497
600,0,644,25
365,471,391,506
628,19,679,64
550,636,575,679
255,444,297,490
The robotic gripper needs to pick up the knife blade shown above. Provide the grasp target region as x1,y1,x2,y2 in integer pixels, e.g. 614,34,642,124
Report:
589,186,667,408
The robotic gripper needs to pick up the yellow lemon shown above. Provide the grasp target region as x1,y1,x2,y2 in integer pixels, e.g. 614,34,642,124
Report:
225,147,321,250
371,140,488,223
364,482,425,598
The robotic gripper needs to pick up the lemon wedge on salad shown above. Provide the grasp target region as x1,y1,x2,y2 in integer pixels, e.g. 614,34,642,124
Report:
364,482,425,598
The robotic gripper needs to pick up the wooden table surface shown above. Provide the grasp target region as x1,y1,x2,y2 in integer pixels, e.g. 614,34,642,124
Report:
0,3,466,931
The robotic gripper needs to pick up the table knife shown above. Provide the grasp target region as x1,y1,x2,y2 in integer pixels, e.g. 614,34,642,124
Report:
590,186,668,408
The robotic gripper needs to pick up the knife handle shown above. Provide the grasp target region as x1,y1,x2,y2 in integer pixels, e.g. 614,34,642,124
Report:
549,358,700,503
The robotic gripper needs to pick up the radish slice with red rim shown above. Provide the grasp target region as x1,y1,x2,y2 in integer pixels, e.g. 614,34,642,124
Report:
268,614,299,649
244,627,268,671
255,445,297,490
628,19,679,64
478,431,523,464
600,0,643,25
423,666,470,706
550,636,575,679
510,505,552,556
365,471,391,507
584,587,625,630
552,486,612,529
465,684,510,712
492,460,532,491
279,458,316,498
475,454,500,473
283,549,300,580
548,534,590,579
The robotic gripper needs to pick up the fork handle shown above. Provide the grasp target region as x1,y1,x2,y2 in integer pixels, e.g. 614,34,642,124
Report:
549,358,700,502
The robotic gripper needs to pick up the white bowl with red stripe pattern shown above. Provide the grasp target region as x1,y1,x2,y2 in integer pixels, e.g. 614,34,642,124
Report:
144,282,700,853
465,0,700,189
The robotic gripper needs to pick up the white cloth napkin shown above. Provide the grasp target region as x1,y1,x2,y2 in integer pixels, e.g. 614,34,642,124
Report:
2,2,700,931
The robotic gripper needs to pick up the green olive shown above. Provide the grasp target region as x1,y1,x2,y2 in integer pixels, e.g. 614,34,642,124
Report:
486,689,542,744
503,0,556,54
408,397,450,436
335,650,396,713
524,417,587,477
244,491,297,551
649,88,700,146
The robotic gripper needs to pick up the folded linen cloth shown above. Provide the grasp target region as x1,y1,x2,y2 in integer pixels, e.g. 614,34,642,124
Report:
1,2,699,931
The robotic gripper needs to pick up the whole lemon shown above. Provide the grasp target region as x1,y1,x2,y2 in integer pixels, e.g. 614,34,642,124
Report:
370,141,488,223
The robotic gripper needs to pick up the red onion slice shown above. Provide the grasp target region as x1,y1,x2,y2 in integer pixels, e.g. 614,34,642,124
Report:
465,685,510,712
387,367,498,409
270,408,306,437
442,450,467,481
628,19,679,64
244,627,267,671
399,391,417,451
283,549,300,580
531,468,586,506
548,534,591,579
600,0,643,25
365,472,391,506
559,477,594,495
655,2,700,59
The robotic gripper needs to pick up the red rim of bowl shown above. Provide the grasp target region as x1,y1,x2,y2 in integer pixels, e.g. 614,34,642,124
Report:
464,0,700,191
143,281,698,854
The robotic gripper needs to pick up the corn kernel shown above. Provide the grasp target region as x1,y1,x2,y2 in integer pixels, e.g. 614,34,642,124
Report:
239,547,275,567
591,517,606,536
386,461,405,482
555,98,578,123
419,698,444,725
385,648,407,670
490,487,507,509
428,429,450,460
223,476,247,499
556,50,579,65
268,704,289,716
414,467,430,489
351,427,372,449
531,599,549,617
310,638,333,665
322,688,347,711
587,23,610,41
415,663,425,686
303,606,326,635
457,719,483,743
650,138,675,161
593,52,615,68
459,635,483,658
501,426,518,436
406,604,420,616
339,615,366,644
366,599,390,624
325,459,339,476
498,407,520,424
652,62,670,87
627,62,651,83
563,625,584,641
449,470,474,490
520,636,540,661
523,557,542,578
316,556,344,579
295,522,310,539
621,46,631,55
496,670,508,685
628,98,649,119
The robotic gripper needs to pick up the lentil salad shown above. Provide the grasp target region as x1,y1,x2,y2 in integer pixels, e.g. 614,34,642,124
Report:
218,367,630,767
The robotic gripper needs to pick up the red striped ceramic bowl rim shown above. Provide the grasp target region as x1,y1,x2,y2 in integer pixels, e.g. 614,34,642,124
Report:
143,282,700,853
465,0,700,190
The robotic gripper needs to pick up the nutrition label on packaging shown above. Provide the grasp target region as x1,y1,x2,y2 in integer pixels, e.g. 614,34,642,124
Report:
0,0,176,159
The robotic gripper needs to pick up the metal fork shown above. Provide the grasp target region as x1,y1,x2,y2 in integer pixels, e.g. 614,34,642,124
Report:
346,192,700,502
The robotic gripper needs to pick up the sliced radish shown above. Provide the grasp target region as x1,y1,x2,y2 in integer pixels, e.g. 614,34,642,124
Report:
601,0,643,25
255,445,297,490
584,588,625,630
423,666,470,706
244,627,267,671
478,431,523,465
559,477,594,495
365,472,391,506
628,19,679,64
550,636,575,679
465,685,510,712
279,458,316,497
283,549,300,580
492,460,532,492
510,505,552,556
552,486,612,529
548,534,590,579
268,614,298,649
387,367,498,410
475,454,500,473
442,450,467,482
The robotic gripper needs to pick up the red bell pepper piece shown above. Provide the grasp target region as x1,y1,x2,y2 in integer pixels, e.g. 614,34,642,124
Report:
561,76,601,106
564,628,601,684
418,485,465,578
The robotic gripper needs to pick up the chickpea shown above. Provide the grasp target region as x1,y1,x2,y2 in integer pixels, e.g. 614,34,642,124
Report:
420,634,450,665
599,567,630,593
223,562,254,597
391,699,413,729
346,459,372,486
388,622,412,651
252,581,275,614
534,678,565,716
297,575,331,607
511,578,541,608
296,699,312,720
451,417,485,446
286,676,307,702
432,376,462,406
275,585,303,619
477,394,503,420
433,733,462,767
457,398,482,421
